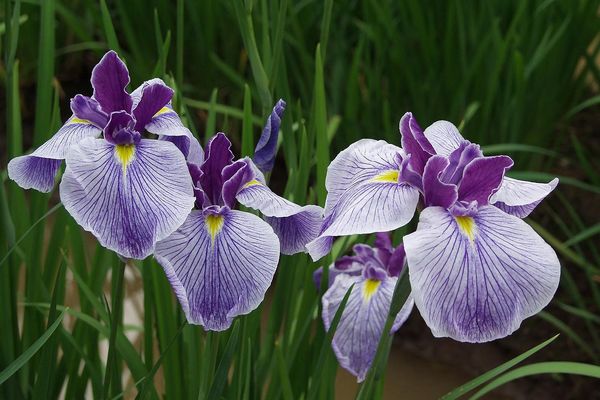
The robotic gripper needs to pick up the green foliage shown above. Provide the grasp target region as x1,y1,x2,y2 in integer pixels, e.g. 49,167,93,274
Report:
1,0,599,399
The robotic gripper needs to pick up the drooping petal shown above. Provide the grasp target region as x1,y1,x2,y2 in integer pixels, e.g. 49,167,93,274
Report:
423,120,465,156
199,133,235,205
458,156,513,205
7,118,101,192
90,51,132,114
404,206,560,343
322,275,413,382
422,155,458,208
132,81,174,131
60,138,195,259
399,112,434,174
155,208,280,331
253,99,286,173
236,171,324,255
490,177,559,218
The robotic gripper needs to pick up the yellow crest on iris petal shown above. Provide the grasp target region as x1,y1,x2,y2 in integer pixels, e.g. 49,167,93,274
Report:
68,117,92,125
205,214,224,244
455,216,476,243
114,144,136,176
370,170,399,183
362,279,381,301
243,179,262,188
153,106,172,118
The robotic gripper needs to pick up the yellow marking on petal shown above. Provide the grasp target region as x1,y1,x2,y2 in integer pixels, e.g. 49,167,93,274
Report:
455,216,476,243
69,117,92,125
153,106,173,118
205,214,225,244
370,170,400,183
362,279,381,301
114,144,136,176
243,179,262,188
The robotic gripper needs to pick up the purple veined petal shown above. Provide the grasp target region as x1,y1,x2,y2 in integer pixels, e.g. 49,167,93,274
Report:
253,99,286,173
458,155,513,205
221,160,250,208
236,163,324,255
423,155,458,208
160,130,204,165
60,137,195,259
423,120,465,156
132,81,174,132
398,154,423,192
306,236,335,261
441,142,483,185
91,51,132,114
199,133,235,205
155,208,280,331
323,139,404,215
404,205,560,343
399,112,434,174
70,95,108,128
490,177,559,218
7,117,102,192
322,274,414,382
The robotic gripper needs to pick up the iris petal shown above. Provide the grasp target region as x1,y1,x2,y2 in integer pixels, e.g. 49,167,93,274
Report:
90,51,132,113
7,117,101,192
60,138,195,259
423,120,465,156
322,275,413,382
490,177,559,218
155,209,280,331
404,206,560,343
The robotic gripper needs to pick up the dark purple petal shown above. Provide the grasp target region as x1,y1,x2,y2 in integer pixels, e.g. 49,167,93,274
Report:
199,133,234,205
363,264,388,281
70,95,108,128
91,51,132,113
374,232,393,252
133,82,174,131
221,160,250,208
399,112,434,175
458,155,513,205
104,111,140,145
387,243,406,277
398,154,424,191
423,155,458,208
253,99,286,173
440,142,482,185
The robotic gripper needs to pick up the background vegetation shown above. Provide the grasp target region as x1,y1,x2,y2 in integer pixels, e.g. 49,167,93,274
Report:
1,0,599,398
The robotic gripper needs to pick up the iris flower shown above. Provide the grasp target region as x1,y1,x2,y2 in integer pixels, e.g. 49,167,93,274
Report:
155,104,323,331
8,51,195,259
400,113,560,342
313,232,413,382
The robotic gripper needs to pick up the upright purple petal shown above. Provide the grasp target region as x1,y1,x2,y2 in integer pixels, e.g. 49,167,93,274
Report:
404,206,560,342
199,133,235,205
458,155,513,205
155,208,280,331
104,111,140,145
374,232,393,252
440,142,483,185
422,155,458,208
60,138,195,259
91,51,132,113
7,117,101,192
313,258,363,289
160,130,204,165
70,95,108,128
221,160,250,208
490,177,559,218
253,99,286,173
387,244,406,277
399,112,434,174
322,274,413,382
423,120,464,156
132,82,174,131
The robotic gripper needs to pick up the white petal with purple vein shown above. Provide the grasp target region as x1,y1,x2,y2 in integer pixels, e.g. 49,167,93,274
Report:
490,177,558,218
423,121,464,156
404,206,560,343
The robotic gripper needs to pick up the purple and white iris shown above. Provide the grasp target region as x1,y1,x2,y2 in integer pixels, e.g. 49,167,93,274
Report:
155,103,323,331
310,111,560,344
8,51,195,259
314,232,413,382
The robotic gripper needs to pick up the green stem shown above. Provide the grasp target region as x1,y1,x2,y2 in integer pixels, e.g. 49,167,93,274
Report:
103,259,126,399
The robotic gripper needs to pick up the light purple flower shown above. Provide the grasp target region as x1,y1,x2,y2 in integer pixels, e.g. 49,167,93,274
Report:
155,131,323,331
401,114,560,342
306,139,421,261
8,51,195,259
314,232,413,382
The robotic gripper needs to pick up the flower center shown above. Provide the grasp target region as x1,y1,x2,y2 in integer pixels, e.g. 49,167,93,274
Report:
362,279,381,301
114,144,136,176
455,216,476,243
370,170,399,183
205,214,225,243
